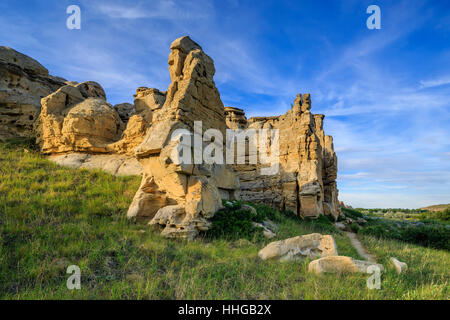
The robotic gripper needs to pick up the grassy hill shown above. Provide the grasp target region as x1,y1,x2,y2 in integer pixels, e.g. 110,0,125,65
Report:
0,139,448,299
420,204,450,212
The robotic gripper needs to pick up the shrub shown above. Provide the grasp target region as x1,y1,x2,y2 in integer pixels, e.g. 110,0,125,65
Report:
341,207,364,219
359,217,450,250
206,201,262,240
349,223,361,233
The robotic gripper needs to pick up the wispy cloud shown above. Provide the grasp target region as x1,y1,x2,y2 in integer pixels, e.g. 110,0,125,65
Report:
420,76,450,88
94,1,213,20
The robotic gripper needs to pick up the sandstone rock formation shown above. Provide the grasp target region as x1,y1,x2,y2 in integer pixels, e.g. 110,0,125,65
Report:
4,36,342,239
126,36,239,239
107,87,165,155
227,93,341,219
224,107,247,129
113,103,135,123
258,233,338,262
36,83,124,154
0,46,66,139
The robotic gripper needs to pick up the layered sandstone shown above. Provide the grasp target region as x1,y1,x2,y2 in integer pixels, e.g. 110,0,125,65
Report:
226,93,341,219
127,36,239,239
5,36,341,239
36,82,124,154
0,46,66,139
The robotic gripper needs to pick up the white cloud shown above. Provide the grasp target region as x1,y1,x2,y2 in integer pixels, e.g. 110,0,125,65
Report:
420,76,450,88
94,1,212,20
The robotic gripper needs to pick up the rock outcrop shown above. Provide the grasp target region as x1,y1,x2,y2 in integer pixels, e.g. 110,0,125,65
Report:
4,36,342,239
0,46,66,139
36,83,124,154
127,36,239,239
229,93,341,219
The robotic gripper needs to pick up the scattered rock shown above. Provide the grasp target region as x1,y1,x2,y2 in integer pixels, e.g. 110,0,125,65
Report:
356,217,367,224
258,233,337,262
334,222,346,231
263,219,278,232
308,256,384,274
390,257,408,274
253,222,276,239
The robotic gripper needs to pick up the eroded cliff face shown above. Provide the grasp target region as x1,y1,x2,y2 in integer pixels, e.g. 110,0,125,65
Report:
127,36,239,240
226,93,341,220
0,46,66,139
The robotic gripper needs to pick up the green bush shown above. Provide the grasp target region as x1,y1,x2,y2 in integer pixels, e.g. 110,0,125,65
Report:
349,223,361,233
359,218,450,250
419,208,450,222
205,201,262,240
341,207,364,219
206,201,298,240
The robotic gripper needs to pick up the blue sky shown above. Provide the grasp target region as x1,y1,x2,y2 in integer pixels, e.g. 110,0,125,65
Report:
1,0,449,208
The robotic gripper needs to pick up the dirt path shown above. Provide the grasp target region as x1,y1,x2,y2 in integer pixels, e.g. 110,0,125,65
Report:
344,231,377,262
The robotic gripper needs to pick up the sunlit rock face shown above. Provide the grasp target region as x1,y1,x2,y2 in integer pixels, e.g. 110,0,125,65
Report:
4,35,341,239
229,93,341,220
0,46,66,139
127,36,239,240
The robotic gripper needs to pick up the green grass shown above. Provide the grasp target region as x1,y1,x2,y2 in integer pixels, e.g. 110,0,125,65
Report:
342,208,450,250
0,139,448,299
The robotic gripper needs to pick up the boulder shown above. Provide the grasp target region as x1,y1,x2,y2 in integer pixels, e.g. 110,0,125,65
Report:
253,222,276,239
36,84,124,154
390,257,408,274
308,256,384,274
258,233,338,262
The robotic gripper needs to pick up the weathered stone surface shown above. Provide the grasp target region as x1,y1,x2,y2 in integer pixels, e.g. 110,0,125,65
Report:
253,222,276,239
225,106,247,129
127,36,238,239
0,46,66,139
390,257,407,274
308,256,384,274
258,233,338,262
8,36,341,240
231,93,341,220
75,81,106,100
114,103,135,123
48,153,142,176
36,84,124,154
108,91,159,156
